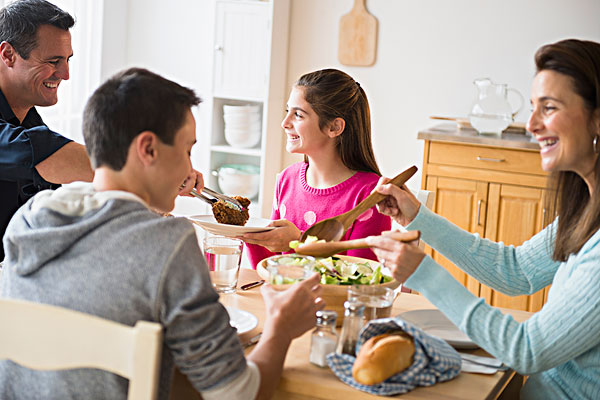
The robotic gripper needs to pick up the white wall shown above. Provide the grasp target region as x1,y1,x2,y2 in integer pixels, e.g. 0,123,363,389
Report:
115,0,600,186
284,0,600,184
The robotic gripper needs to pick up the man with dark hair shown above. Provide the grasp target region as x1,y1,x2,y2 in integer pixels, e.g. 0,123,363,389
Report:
0,0,94,261
0,67,325,400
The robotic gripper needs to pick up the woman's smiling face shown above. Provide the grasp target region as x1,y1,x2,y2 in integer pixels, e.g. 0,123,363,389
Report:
527,69,599,186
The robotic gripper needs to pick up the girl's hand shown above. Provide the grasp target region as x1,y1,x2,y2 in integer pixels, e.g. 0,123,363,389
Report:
179,169,204,196
240,219,301,252
375,177,421,226
365,231,425,283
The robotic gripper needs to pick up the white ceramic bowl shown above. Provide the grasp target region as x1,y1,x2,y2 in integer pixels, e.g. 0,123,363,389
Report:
214,164,260,199
223,104,260,114
224,128,261,148
224,112,261,126
224,120,261,132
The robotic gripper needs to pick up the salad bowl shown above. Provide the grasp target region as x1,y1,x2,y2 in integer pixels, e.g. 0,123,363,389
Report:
256,254,400,326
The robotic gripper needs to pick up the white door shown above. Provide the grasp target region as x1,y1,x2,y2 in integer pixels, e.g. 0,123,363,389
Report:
213,1,269,100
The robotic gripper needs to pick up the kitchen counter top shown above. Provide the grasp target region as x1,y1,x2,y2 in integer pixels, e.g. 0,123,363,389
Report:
418,123,541,151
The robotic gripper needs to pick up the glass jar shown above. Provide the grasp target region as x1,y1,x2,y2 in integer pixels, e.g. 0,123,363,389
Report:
335,300,365,356
309,310,338,367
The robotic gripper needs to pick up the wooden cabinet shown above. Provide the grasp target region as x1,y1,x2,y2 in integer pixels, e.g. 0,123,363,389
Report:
419,125,551,312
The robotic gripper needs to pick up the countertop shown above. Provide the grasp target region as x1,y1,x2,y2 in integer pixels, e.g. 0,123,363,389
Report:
418,123,541,151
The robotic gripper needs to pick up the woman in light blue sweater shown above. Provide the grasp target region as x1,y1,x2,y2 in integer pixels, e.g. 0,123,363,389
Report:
367,39,600,400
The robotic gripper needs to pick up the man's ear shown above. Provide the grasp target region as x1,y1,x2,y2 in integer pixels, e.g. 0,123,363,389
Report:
326,117,345,138
134,131,159,166
0,42,17,67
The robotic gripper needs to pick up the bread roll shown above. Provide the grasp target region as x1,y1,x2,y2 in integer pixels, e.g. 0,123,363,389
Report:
352,332,415,385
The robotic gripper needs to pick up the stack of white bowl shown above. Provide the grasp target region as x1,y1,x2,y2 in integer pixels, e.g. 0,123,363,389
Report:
223,104,261,148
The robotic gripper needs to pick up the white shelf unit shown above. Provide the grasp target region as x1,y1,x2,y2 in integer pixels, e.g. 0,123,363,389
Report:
200,0,291,220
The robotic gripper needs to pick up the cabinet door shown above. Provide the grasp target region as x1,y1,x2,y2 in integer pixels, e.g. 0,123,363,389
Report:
481,183,547,312
426,176,487,297
213,1,269,99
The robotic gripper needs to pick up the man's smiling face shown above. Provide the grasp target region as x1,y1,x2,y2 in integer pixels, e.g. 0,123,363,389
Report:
11,24,72,109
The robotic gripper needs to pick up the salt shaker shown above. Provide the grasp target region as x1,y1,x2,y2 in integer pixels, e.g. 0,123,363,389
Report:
309,310,338,367
335,300,365,356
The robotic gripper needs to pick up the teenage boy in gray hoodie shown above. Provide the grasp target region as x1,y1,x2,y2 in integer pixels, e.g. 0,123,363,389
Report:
0,67,325,400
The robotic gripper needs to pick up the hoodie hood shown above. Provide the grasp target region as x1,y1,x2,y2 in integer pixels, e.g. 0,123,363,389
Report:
3,182,147,276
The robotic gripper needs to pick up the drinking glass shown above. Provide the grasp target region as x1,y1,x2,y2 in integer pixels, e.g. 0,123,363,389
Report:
347,285,395,321
203,235,243,293
267,263,313,285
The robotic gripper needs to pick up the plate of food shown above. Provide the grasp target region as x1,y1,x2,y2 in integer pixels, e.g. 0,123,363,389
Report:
225,306,258,335
257,254,400,326
398,309,478,349
188,215,275,236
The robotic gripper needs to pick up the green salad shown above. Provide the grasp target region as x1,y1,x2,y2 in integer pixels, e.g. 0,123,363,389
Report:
268,254,393,285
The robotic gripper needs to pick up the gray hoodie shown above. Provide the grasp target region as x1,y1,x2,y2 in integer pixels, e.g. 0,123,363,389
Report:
0,182,246,400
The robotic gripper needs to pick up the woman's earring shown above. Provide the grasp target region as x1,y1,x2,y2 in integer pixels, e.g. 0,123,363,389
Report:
595,135,600,154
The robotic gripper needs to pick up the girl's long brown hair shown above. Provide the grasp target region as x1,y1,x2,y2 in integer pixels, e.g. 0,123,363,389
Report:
535,39,600,261
296,69,381,175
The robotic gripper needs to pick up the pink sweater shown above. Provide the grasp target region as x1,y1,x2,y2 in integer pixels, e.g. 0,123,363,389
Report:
246,162,392,268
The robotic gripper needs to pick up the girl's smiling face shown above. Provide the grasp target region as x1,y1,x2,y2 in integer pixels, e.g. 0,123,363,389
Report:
528,70,599,187
281,86,335,155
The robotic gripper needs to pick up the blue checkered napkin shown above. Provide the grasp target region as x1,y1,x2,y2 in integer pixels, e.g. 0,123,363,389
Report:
326,317,461,396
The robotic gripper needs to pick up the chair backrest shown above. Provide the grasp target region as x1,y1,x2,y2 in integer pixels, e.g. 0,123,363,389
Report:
391,189,436,236
0,298,162,400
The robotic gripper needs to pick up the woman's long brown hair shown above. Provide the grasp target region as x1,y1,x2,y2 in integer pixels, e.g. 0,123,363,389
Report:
535,39,600,261
295,69,381,175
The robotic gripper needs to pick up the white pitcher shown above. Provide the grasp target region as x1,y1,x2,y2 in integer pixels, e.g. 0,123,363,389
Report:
468,78,523,135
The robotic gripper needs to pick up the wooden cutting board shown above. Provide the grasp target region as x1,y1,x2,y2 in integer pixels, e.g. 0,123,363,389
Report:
338,0,378,66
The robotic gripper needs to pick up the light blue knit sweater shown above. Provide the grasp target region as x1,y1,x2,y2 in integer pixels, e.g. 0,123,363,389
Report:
404,206,600,400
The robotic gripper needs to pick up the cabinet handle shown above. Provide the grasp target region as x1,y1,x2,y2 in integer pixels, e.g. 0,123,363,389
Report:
542,208,547,227
214,45,223,51
477,199,483,226
476,156,505,162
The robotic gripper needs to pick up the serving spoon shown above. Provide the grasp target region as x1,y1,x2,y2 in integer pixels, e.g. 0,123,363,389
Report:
300,165,418,242
295,230,421,258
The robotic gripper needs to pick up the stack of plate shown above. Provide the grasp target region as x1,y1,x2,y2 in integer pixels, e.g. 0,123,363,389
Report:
223,104,261,148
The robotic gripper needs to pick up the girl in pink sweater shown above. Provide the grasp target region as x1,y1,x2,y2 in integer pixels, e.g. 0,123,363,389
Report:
242,69,392,268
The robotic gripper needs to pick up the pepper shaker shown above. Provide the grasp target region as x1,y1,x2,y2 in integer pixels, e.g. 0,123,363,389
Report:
335,300,365,356
309,310,338,367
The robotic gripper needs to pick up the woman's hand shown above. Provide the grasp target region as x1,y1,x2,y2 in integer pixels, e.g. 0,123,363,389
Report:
240,219,301,252
179,169,204,196
365,230,425,283
375,177,421,226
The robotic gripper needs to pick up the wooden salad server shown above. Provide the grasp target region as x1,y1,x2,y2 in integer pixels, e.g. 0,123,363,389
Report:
300,165,418,243
295,230,421,258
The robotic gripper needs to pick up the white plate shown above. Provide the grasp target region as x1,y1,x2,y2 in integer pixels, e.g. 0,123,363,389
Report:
188,215,275,236
399,309,478,349
225,306,258,335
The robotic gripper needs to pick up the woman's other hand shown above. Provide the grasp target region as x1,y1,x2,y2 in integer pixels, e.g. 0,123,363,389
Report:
241,219,301,252
365,231,425,283
375,177,421,226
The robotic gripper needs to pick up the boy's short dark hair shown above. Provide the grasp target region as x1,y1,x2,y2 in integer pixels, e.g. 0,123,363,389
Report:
83,67,201,170
0,0,75,59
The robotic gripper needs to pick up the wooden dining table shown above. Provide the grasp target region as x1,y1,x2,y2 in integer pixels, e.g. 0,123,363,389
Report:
171,268,532,400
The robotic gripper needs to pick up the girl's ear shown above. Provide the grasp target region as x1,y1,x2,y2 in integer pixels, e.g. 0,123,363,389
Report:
326,117,346,138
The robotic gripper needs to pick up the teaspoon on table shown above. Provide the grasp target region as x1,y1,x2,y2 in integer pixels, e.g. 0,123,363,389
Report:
299,165,418,243
295,230,421,258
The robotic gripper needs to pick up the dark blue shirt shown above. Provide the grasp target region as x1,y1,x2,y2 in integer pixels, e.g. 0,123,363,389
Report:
0,89,71,261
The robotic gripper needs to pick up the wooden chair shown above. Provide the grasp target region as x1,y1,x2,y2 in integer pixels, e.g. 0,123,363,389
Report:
391,188,436,236
391,189,435,294
0,298,163,400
